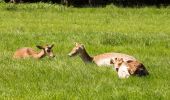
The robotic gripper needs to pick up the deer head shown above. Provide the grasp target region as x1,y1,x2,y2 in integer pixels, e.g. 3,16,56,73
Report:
110,58,124,72
36,44,55,58
68,42,85,57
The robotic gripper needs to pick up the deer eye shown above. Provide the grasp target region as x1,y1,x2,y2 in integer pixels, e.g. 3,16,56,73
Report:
47,49,51,53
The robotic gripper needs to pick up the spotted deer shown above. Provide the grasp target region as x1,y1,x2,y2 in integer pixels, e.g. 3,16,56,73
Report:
68,43,136,66
13,44,55,59
110,58,149,78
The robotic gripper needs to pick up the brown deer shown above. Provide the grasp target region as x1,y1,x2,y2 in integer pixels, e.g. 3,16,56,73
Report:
110,58,149,78
68,43,136,66
13,44,55,59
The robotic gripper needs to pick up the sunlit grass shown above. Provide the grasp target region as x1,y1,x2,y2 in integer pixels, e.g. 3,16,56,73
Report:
0,3,170,99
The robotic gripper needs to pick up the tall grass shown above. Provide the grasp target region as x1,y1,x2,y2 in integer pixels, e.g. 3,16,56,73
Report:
0,3,170,100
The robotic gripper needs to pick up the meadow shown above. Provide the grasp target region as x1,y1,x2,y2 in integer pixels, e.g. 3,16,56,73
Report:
0,3,170,100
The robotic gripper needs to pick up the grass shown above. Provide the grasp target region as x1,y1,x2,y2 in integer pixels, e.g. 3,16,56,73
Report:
0,3,170,100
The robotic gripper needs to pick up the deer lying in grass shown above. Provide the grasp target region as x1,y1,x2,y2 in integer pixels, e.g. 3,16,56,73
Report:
110,58,149,78
13,44,55,59
68,43,137,66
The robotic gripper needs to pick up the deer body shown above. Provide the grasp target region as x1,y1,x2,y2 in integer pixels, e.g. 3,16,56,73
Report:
93,53,136,66
127,60,149,76
68,43,136,66
13,45,55,59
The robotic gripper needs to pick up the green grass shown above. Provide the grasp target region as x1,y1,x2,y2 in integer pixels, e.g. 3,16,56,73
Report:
0,3,170,100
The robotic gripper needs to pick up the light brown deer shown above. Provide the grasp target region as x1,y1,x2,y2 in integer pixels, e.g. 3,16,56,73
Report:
110,58,149,78
68,43,136,66
13,44,55,59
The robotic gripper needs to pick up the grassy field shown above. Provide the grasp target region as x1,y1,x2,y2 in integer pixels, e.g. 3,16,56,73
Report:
0,3,170,100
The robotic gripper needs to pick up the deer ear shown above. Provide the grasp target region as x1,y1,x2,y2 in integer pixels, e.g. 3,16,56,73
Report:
75,42,79,46
110,59,114,64
50,44,54,48
36,45,44,49
80,44,84,48
120,58,123,61
74,42,81,46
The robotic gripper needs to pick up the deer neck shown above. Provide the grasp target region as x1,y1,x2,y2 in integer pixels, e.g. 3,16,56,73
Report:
79,49,93,63
33,50,46,59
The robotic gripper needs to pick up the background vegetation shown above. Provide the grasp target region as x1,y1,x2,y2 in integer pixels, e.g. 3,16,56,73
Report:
0,3,170,99
1,0,170,7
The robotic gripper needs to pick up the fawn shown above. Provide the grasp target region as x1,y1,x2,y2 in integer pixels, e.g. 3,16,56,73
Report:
13,44,55,59
110,58,149,78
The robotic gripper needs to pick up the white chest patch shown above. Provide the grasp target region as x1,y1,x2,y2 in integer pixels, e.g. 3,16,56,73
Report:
118,65,130,79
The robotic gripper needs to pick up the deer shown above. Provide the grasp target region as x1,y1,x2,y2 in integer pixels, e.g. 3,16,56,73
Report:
68,42,137,66
110,58,149,78
13,44,55,59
